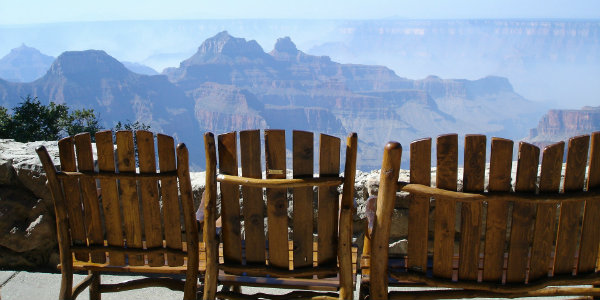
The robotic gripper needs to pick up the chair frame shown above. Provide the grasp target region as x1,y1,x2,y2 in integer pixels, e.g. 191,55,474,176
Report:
202,129,357,300
361,132,600,299
37,130,199,300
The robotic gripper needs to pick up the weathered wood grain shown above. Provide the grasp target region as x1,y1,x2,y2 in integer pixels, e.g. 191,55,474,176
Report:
317,134,341,267
292,130,314,269
265,129,289,269
433,134,458,278
239,130,266,265
218,132,242,264
74,133,105,263
459,134,486,281
483,137,513,282
529,142,564,281
408,138,431,272
95,130,125,266
506,142,539,283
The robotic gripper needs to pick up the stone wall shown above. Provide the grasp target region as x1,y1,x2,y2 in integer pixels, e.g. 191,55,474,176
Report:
0,139,60,269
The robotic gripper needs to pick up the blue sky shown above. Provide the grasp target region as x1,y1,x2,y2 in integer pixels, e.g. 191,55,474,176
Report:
1,0,599,24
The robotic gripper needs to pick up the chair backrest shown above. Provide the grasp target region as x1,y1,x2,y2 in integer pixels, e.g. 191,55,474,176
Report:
203,129,357,298
36,130,198,269
369,132,600,298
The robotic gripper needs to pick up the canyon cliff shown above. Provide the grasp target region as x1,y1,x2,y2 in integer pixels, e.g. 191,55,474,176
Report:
0,32,543,170
527,106,600,147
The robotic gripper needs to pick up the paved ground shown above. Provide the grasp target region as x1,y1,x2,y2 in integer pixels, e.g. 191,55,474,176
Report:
0,270,315,299
1,270,586,299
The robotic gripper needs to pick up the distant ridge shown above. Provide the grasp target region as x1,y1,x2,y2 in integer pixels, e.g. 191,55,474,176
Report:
0,32,547,170
0,44,54,82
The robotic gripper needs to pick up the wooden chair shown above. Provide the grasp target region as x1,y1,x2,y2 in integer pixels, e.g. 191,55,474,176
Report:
202,129,357,300
36,130,199,300
361,132,600,299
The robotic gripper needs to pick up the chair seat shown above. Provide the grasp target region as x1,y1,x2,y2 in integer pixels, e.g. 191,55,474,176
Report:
218,241,359,291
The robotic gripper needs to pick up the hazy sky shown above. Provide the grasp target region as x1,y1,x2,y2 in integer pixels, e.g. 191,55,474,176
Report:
1,0,599,25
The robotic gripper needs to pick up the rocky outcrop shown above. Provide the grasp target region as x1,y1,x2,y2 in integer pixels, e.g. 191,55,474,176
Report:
527,106,600,146
0,139,59,268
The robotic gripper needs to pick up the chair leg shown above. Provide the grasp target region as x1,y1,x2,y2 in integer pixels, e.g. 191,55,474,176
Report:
89,271,101,300
59,268,73,300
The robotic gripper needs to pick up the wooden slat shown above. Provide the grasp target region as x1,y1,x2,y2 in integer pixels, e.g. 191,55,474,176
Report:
433,134,458,278
175,143,200,298
218,132,242,264
578,132,600,273
203,132,218,300
408,138,431,272
529,142,564,281
483,137,514,282
115,131,144,266
555,135,589,275
265,129,289,269
338,132,357,300
240,130,266,265
371,142,403,300
95,130,125,266
293,130,314,269
58,137,88,262
74,133,105,263
157,134,184,266
36,146,73,299
317,134,341,267
135,130,164,267
506,142,539,283
459,134,486,281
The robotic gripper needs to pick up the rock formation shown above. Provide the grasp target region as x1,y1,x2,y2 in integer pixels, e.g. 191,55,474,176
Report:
527,106,600,147
0,32,542,170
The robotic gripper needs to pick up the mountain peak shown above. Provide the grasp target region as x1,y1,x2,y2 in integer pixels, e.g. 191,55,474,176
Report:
0,45,55,82
47,50,131,79
273,37,298,55
182,31,268,66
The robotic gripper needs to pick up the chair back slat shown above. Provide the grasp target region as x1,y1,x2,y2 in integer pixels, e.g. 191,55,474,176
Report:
579,132,600,273
264,129,289,269
458,134,486,280
407,138,431,271
554,135,589,274
218,132,243,264
529,142,564,281
482,137,513,282
135,130,164,266
317,133,341,267
115,131,144,266
58,137,89,262
292,130,315,269
239,130,266,265
506,142,539,283
432,134,458,278
74,133,106,263
157,133,184,266
95,131,126,265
